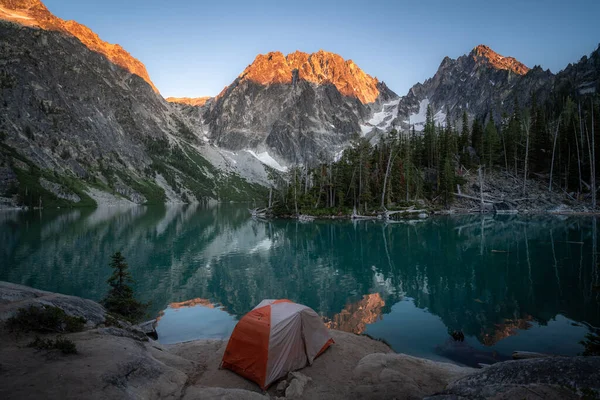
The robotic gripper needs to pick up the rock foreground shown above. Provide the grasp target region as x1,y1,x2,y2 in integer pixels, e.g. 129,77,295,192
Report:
1,281,599,399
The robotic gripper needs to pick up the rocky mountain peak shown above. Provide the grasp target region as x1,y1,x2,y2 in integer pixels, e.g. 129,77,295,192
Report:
166,96,212,107
471,44,530,75
238,49,381,104
0,0,159,93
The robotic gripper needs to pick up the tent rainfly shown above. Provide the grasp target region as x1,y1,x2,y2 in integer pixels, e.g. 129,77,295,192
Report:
221,299,334,389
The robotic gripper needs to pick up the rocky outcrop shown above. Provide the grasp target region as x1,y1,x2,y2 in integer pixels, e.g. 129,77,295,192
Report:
428,356,600,399
39,177,81,203
204,50,397,164
0,281,105,325
472,44,530,75
392,44,553,132
236,50,382,104
0,0,158,92
166,97,212,107
1,282,599,400
352,353,475,399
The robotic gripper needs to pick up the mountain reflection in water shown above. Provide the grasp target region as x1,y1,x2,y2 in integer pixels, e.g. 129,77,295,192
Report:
1,204,599,364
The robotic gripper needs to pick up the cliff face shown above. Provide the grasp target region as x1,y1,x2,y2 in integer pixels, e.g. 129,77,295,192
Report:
204,50,397,164
0,18,266,206
0,0,159,93
237,50,382,104
472,44,530,75
392,45,553,131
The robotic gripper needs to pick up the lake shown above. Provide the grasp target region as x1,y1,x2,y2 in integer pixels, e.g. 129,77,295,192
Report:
1,204,599,367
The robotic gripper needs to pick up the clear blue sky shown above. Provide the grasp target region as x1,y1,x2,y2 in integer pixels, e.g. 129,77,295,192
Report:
44,0,600,98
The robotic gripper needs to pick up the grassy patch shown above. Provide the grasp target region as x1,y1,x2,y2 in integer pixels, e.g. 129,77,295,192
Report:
218,173,268,202
28,336,78,355
113,169,166,205
7,305,86,334
1,142,96,208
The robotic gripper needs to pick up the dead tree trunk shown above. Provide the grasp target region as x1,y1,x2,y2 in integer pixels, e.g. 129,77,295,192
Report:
294,169,298,215
523,115,531,197
549,117,561,192
592,99,596,209
585,114,594,210
381,146,396,210
574,121,582,195
268,186,273,209
478,165,484,212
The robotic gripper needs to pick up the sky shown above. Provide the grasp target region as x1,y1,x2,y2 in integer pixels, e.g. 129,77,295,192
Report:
43,0,600,98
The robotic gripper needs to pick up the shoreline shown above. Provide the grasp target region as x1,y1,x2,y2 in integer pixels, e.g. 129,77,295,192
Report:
261,208,600,221
1,281,599,399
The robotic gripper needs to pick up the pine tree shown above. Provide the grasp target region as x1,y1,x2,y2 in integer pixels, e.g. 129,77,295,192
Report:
483,115,501,168
102,252,148,322
423,105,436,169
530,95,551,173
459,111,470,167
471,118,484,163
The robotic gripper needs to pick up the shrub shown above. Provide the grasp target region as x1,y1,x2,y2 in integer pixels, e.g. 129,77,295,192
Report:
6,305,86,333
581,330,600,356
24,126,34,140
28,336,78,355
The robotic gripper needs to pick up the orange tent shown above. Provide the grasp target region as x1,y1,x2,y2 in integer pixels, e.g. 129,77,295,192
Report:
221,299,334,389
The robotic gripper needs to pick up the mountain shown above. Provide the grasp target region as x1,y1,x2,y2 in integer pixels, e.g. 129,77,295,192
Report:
390,45,554,132
166,97,212,107
552,44,600,98
1,0,598,209
202,50,397,165
0,0,159,93
0,0,267,207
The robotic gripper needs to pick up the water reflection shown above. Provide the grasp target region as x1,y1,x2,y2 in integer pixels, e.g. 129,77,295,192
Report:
324,293,385,334
156,298,235,344
1,205,600,363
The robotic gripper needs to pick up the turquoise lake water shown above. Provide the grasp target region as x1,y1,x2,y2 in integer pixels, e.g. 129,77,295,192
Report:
1,204,599,367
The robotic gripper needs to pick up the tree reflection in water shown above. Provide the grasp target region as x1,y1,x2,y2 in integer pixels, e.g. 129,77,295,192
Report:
2,206,599,361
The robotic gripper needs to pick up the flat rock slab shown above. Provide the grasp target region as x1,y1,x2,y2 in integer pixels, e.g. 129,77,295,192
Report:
0,328,191,400
352,353,476,400
0,281,106,325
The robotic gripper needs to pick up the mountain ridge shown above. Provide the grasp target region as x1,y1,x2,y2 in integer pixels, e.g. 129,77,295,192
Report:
0,0,159,93
166,97,212,107
471,44,530,75
234,49,383,104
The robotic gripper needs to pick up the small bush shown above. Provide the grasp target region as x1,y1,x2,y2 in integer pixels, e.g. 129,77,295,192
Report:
581,330,600,356
28,336,78,355
7,305,86,334
24,126,34,140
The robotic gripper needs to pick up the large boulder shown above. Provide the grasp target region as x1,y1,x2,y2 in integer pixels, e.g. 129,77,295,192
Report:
351,353,475,399
427,356,600,399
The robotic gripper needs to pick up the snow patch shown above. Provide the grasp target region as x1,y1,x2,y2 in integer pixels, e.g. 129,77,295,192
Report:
406,98,447,131
245,150,288,172
407,99,430,131
360,98,400,136
434,109,446,126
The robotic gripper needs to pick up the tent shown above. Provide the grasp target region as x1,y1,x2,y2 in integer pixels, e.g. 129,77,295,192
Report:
221,299,334,389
